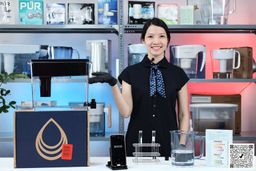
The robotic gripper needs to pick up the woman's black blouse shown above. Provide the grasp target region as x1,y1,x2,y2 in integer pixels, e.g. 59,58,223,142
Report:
118,56,189,157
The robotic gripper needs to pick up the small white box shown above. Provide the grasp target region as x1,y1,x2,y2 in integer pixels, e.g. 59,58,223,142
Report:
179,5,194,25
206,129,233,167
157,3,178,25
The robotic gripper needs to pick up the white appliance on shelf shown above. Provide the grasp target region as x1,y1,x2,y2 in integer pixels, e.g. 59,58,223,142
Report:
212,49,240,72
0,44,40,74
170,44,206,78
210,0,236,25
86,40,111,73
211,49,241,78
128,44,147,65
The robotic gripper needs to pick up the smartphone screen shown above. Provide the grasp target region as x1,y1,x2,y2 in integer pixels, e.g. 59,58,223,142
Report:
110,135,126,166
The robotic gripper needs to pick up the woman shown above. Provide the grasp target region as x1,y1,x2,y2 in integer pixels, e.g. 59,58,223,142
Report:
89,18,190,158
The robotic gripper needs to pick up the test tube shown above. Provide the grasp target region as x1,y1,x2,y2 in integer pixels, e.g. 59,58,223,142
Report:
152,130,156,159
138,130,143,144
151,130,156,143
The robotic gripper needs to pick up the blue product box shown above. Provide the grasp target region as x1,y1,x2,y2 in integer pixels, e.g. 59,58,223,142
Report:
98,0,117,25
19,0,44,25
14,110,89,168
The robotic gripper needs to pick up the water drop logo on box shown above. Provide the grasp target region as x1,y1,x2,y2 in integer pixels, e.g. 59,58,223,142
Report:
19,0,43,25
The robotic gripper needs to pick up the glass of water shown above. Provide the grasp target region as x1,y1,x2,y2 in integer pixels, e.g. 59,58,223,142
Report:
170,130,204,166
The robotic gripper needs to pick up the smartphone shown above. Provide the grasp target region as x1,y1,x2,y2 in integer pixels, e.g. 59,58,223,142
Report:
109,135,127,167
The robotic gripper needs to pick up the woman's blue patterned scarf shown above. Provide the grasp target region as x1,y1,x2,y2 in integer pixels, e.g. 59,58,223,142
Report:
149,65,166,98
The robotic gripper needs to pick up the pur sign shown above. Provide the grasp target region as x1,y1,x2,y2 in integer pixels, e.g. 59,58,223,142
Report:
19,0,43,24
19,1,42,11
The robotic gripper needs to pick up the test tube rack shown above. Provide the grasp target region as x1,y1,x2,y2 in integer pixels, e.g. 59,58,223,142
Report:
132,143,161,163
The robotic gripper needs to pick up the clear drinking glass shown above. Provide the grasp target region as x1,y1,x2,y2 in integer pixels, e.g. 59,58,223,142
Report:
170,130,204,166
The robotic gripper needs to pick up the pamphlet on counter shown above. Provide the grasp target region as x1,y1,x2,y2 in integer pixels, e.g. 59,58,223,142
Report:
206,129,233,167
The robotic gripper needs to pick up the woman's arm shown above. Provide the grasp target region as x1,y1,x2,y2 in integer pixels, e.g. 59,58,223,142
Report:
112,81,133,118
177,83,190,132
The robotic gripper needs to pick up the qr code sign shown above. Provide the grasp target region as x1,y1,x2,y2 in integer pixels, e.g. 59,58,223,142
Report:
229,143,255,168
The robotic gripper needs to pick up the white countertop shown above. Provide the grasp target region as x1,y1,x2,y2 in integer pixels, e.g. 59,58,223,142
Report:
0,157,255,171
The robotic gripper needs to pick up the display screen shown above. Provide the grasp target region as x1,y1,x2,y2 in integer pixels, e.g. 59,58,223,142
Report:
110,135,126,166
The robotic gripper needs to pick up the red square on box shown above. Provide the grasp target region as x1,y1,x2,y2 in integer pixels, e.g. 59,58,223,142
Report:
62,144,73,160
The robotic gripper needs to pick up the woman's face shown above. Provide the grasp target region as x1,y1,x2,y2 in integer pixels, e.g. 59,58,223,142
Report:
142,25,169,60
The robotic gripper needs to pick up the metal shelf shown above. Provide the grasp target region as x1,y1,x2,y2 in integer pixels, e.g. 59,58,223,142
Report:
125,24,256,34
190,79,256,83
0,24,118,34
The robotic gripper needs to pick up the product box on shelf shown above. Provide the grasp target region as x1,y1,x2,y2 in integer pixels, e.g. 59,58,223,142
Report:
86,40,111,73
19,0,44,25
179,5,194,25
157,3,178,25
128,1,155,24
187,0,211,25
98,0,117,25
68,3,95,25
45,3,65,25
14,110,89,168
0,0,15,24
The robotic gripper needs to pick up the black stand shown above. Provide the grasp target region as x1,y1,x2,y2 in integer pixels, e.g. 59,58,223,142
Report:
106,135,128,170
106,161,127,170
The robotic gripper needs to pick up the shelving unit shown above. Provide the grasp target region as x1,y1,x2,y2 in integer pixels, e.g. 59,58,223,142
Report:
0,25,120,145
121,25,256,85
121,21,256,134
0,1,256,158
1,24,256,134
0,25,118,34
2,24,256,34
125,24,256,33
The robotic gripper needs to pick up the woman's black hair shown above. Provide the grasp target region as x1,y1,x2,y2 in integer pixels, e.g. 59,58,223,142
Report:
140,18,170,43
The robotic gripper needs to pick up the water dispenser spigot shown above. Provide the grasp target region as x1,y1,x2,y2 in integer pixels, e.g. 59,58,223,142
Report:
84,99,96,108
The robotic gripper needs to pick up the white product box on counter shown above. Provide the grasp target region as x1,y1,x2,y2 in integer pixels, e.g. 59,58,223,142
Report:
206,129,233,167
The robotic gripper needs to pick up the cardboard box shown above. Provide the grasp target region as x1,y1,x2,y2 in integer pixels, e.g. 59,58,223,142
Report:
128,1,155,24
68,3,95,25
19,0,44,25
98,0,117,25
14,110,89,168
157,3,178,25
206,129,233,167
